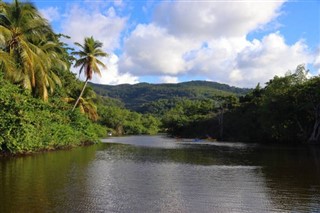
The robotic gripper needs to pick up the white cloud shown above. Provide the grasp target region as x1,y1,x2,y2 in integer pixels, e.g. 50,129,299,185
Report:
93,54,138,85
159,76,179,83
154,0,285,39
119,25,312,87
187,33,312,87
39,7,60,22
61,4,127,51
73,54,138,85
119,24,199,76
57,0,316,87
117,0,316,87
232,33,311,87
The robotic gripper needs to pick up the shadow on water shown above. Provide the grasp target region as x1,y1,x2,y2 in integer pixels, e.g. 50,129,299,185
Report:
255,145,320,212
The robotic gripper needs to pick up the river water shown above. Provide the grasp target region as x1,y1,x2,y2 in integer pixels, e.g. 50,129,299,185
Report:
1,135,320,212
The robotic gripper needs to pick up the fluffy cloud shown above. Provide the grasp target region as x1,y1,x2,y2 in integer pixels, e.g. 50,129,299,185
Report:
118,0,315,87
44,0,316,87
154,0,285,39
187,33,311,87
73,54,138,85
119,24,199,76
61,4,127,51
92,54,138,85
159,76,179,84
231,33,311,86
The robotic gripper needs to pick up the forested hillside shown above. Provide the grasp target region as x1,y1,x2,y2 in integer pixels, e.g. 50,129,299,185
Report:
91,81,251,112
91,65,320,144
158,65,320,144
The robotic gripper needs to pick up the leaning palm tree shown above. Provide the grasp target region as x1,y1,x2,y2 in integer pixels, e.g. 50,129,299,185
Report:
72,36,108,111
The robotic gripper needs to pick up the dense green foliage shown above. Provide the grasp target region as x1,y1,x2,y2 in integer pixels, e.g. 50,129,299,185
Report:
0,0,67,101
0,73,105,153
223,66,320,143
91,80,244,138
161,96,238,138
0,1,161,155
95,96,161,135
162,65,320,144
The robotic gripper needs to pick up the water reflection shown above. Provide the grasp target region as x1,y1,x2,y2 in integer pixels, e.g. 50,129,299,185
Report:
84,153,267,212
0,145,99,212
257,146,320,212
0,135,320,212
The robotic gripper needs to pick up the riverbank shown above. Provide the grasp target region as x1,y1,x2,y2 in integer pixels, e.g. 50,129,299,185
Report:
0,140,97,158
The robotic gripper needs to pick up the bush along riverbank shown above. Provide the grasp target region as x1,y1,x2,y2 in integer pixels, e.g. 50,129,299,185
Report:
0,73,106,155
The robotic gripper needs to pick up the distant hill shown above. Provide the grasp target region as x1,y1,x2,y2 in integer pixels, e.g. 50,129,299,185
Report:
90,80,251,112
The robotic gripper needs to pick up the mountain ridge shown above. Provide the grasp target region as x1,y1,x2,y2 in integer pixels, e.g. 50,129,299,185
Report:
90,80,251,112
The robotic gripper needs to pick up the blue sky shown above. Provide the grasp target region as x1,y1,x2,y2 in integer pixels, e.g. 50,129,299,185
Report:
28,0,320,87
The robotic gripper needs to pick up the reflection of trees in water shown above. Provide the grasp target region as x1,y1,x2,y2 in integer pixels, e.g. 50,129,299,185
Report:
106,143,252,166
98,143,271,212
258,146,320,212
103,142,320,211
0,145,99,213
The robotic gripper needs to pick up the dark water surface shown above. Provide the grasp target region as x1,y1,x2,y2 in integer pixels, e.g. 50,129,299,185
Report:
1,135,320,212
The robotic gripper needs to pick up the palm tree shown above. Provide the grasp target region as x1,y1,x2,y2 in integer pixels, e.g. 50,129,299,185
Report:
0,50,15,79
32,40,66,100
0,0,65,101
72,36,108,111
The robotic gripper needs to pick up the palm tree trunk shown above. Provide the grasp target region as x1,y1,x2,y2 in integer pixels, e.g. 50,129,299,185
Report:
72,78,89,112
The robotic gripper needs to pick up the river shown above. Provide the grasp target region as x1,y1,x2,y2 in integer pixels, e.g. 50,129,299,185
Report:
1,135,320,212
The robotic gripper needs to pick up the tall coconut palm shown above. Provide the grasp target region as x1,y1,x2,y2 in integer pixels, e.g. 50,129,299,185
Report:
72,36,108,111
0,0,65,101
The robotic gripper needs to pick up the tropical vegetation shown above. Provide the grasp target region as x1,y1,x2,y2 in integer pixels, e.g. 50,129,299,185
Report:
222,65,320,144
92,64,320,144
72,36,108,111
156,65,320,144
1,1,318,155
0,0,160,155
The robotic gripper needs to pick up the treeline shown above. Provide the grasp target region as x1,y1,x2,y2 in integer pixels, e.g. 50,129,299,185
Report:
165,65,320,144
224,65,320,143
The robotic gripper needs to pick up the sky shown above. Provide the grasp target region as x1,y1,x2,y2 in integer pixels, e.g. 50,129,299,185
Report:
29,0,320,87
